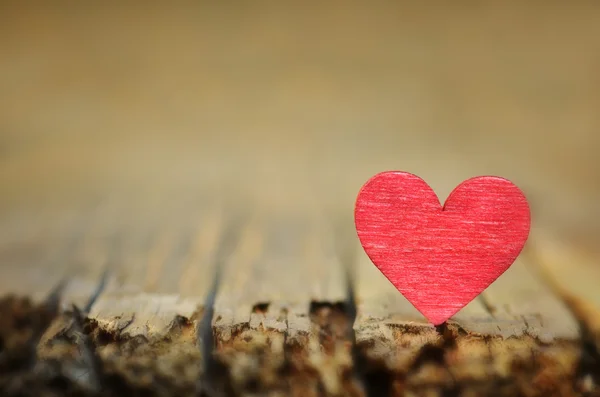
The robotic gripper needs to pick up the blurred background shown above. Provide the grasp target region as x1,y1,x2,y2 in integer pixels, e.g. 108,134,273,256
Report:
0,2,598,259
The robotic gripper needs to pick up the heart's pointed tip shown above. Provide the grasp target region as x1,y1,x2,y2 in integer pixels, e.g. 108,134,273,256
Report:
428,317,450,326
423,311,453,326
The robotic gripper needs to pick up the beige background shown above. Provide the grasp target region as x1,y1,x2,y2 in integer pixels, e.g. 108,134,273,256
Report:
0,2,598,253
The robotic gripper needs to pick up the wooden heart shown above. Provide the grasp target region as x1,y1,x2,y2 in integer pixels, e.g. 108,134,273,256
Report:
354,172,530,325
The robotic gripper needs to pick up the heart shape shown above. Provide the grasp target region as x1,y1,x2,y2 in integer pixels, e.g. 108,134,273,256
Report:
354,172,530,325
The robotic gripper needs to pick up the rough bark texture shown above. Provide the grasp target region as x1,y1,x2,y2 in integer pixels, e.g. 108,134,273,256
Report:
0,293,596,397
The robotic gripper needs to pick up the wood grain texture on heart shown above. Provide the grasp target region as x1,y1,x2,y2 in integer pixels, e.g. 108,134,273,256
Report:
354,171,531,325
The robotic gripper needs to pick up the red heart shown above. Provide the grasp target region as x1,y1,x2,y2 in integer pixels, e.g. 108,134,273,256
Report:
354,172,530,325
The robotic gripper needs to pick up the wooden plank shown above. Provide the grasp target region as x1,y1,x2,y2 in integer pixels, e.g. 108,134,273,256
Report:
87,193,223,340
0,199,120,392
0,193,125,311
212,191,358,396
452,251,580,395
60,199,121,310
480,254,578,342
0,205,92,301
529,230,600,342
528,231,600,395
30,192,224,394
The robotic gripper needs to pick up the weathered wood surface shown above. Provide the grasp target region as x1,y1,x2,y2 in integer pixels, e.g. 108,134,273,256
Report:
1,2,600,397
209,180,357,396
